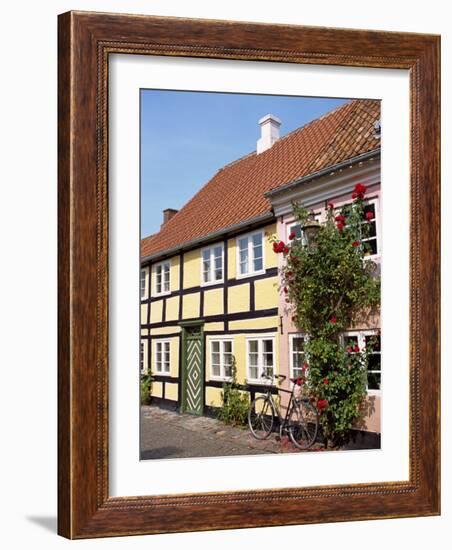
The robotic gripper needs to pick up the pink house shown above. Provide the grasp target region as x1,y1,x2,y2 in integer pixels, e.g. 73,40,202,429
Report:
267,150,382,444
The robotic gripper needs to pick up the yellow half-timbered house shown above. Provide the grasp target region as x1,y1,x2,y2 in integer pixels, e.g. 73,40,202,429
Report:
140,100,381,417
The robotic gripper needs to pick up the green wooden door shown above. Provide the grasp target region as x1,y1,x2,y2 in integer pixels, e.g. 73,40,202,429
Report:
182,325,204,415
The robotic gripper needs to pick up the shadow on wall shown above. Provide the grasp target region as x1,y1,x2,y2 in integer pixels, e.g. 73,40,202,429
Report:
354,395,377,431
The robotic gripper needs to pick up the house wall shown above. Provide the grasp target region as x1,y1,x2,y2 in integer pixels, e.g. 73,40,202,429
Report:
140,222,281,412
274,163,382,433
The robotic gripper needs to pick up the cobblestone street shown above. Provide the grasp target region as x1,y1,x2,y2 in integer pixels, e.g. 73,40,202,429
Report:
140,405,325,460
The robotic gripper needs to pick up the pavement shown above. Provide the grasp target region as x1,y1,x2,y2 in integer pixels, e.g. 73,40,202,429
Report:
140,404,325,460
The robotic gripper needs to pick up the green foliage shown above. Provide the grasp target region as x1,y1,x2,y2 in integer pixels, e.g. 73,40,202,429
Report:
218,357,249,427
275,189,380,445
140,374,153,405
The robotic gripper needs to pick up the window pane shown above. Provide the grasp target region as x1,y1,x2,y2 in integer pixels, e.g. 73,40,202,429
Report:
363,203,375,217
213,246,222,259
367,238,378,255
367,335,381,351
290,225,303,239
345,336,359,347
292,337,304,352
211,352,220,365
367,372,380,390
253,256,263,272
249,340,258,354
156,266,162,293
263,340,273,354
263,365,274,377
203,264,211,282
223,343,232,378
239,238,249,274
140,271,146,298
163,263,170,291
368,355,381,370
367,221,377,238
202,250,211,282
202,249,210,261
211,341,220,353
239,237,248,251
252,233,262,247
239,248,248,262
249,366,258,380
252,233,263,272
249,353,258,366
212,363,221,377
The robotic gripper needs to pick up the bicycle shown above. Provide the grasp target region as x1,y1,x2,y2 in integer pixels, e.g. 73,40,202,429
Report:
247,373,319,450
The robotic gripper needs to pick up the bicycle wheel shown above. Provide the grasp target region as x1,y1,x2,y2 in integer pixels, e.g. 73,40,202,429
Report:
248,396,275,440
288,399,319,449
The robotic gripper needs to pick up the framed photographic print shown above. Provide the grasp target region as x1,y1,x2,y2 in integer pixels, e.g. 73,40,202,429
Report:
58,11,440,538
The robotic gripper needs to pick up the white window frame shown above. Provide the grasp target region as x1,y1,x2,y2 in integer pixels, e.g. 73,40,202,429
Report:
341,330,381,394
334,197,380,260
140,340,148,374
246,335,276,383
140,268,147,300
209,338,234,380
360,198,379,259
200,242,224,286
289,333,308,379
236,230,265,279
153,339,171,375
153,260,171,296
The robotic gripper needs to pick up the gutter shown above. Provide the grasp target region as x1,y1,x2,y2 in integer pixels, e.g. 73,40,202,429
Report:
141,211,274,264
264,148,381,199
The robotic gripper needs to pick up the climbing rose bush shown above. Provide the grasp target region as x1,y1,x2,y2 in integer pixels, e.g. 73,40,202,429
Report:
272,183,380,445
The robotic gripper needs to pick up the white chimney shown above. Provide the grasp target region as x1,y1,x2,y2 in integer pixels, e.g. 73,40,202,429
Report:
257,114,281,154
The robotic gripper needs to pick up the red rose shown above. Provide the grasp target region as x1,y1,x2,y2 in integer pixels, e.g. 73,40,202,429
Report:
352,241,360,247
273,241,286,253
354,183,367,195
353,344,360,352
317,399,328,410
291,316,297,323
352,192,357,199
283,286,288,294
285,298,290,303
288,231,296,240
330,316,337,324
334,214,346,223
337,222,345,231
283,246,289,254
287,270,293,277
346,346,353,353
323,378,329,385
365,211,374,221
327,201,334,209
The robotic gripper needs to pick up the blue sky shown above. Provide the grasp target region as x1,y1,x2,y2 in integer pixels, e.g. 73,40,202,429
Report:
140,90,349,237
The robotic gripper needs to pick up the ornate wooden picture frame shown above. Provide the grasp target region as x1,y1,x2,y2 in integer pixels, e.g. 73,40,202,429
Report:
58,11,440,538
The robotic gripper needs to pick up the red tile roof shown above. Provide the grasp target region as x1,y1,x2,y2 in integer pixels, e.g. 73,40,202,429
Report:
142,99,380,259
